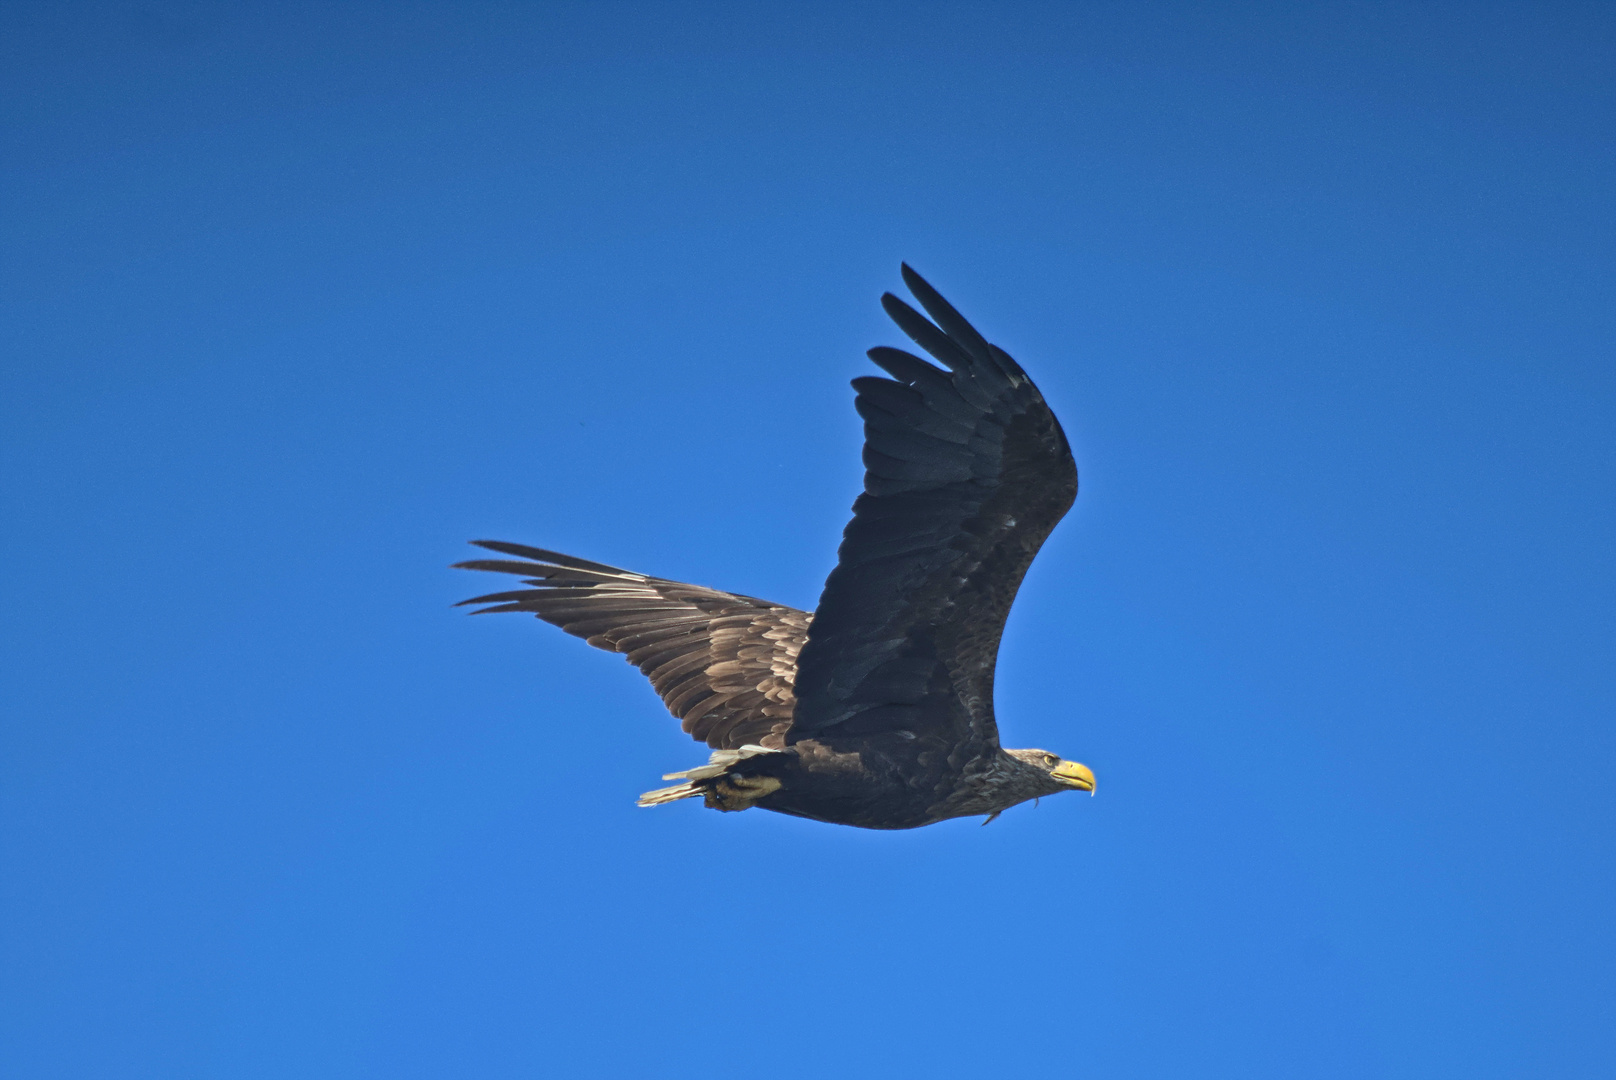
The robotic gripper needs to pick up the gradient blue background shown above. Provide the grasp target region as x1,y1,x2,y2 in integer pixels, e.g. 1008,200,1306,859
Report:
3,3,1612,1077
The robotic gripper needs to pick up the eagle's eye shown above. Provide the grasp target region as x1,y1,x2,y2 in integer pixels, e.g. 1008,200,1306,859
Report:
1043,753,1060,767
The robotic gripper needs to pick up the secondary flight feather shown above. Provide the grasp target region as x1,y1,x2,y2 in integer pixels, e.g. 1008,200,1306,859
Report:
456,265,1094,829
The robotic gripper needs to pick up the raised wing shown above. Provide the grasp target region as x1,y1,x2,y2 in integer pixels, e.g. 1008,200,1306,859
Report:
456,542,809,750
789,266,1077,748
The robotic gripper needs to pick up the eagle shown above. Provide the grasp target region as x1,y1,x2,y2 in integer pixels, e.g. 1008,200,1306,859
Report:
456,265,1094,829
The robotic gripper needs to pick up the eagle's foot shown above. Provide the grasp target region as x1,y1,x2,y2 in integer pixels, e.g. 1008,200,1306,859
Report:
704,774,783,812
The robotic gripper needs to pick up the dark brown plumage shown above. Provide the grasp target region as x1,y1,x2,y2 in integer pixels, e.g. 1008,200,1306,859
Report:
456,265,1094,829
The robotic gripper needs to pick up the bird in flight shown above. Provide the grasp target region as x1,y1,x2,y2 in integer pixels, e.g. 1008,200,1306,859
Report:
456,265,1094,829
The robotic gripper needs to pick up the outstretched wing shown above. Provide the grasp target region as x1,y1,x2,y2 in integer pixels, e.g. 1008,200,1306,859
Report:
790,265,1077,749
456,542,809,750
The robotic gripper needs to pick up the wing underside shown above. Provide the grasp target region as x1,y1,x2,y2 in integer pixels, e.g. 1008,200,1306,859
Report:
789,266,1077,748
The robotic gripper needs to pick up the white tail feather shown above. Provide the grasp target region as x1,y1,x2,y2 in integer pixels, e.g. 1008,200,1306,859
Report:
637,745,780,807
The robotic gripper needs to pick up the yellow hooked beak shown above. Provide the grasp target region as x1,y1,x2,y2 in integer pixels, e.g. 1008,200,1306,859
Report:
1052,760,1096,794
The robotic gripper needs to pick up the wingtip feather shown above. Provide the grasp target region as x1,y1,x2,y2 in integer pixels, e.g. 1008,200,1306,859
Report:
466,540,633,577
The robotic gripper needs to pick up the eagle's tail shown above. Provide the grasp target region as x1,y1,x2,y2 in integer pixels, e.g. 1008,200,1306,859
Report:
637,745,783,811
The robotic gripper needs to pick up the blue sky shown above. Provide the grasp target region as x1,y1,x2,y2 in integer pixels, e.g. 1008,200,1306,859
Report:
2,3,1612,1077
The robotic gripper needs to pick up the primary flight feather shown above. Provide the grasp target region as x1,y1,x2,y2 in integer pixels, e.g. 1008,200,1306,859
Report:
456,265,1094,829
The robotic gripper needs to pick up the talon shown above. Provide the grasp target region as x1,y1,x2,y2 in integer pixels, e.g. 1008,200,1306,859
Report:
703,773,782,812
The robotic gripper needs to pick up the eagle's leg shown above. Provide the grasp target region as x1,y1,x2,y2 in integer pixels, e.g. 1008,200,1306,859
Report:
704,774,783,812
637,745,785,809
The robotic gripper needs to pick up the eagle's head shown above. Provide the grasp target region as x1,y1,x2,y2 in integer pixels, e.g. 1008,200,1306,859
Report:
1006,747,1097,796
